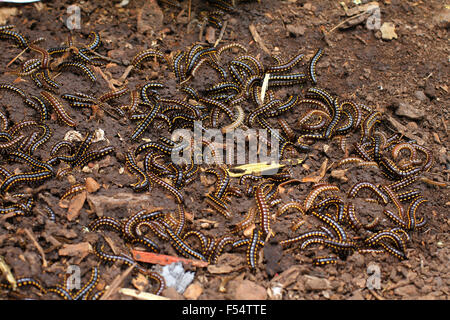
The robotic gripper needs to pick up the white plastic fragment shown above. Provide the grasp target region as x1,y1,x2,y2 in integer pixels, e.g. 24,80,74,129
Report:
160,262,195,294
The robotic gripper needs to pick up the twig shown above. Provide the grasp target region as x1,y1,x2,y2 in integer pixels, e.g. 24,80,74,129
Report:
118,65,134,84
420,177,448,188
327,10,368,34
6,48,28,68
0,256,16,290
214,20,228,47
22,228,48,268
369,289,385,300
100,262,136,300
87,49,126,66
249,24,271,55
188,0,192,21
119,288,170,300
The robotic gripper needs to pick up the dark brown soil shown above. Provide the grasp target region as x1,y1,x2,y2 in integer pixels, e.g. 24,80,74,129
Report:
0,0,448,301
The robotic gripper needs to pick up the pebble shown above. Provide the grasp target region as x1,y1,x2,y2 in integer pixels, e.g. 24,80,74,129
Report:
395,102,425,120
286,24,306,37
85,177,100,193
183,282,203,300
414,90,427,102
380,22,398,40
406,121,419,131
424,83,437,100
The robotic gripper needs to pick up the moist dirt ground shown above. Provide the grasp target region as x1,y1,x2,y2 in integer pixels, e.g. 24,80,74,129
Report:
0,0,448,300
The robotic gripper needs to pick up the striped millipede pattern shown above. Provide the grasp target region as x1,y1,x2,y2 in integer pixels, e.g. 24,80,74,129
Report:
0,20,436,300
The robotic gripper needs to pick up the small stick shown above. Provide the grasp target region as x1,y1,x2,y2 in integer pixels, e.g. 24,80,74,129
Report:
214,20,228,47
188,0,192,21
327,10,368,34
369,289,385,300
6,48,28,68
119,288,169,300
22,228,48,268
100,262,136,300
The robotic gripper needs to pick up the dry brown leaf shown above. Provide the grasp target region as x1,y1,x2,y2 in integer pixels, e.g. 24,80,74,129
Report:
331,169,348,182
85,177,101,193
67,191,87,221
301,159,328,183
207,264,235,274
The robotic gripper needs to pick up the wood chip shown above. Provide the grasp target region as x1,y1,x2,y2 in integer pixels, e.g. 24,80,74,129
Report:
249,24,270,54
207,264,235,274
101,263,136,300
21,228,48,268
119,287,170,300
0,256,16,290
58,242,92,258
183,282,203,300
67,191,87,221
85,177,101,193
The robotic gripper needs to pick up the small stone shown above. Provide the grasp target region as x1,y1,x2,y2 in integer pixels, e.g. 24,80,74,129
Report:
424,83,437,100
414,90,427,102
353,275,367,289
380,22,398,40
331,169,348,182
395,102,425,120
232,280,267,300
394,284,418,296
286,24,306,36
406,121,419,131
304,275,331,291
183,282,203,300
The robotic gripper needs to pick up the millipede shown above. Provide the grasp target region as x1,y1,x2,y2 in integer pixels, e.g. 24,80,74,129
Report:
0,18,439,301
